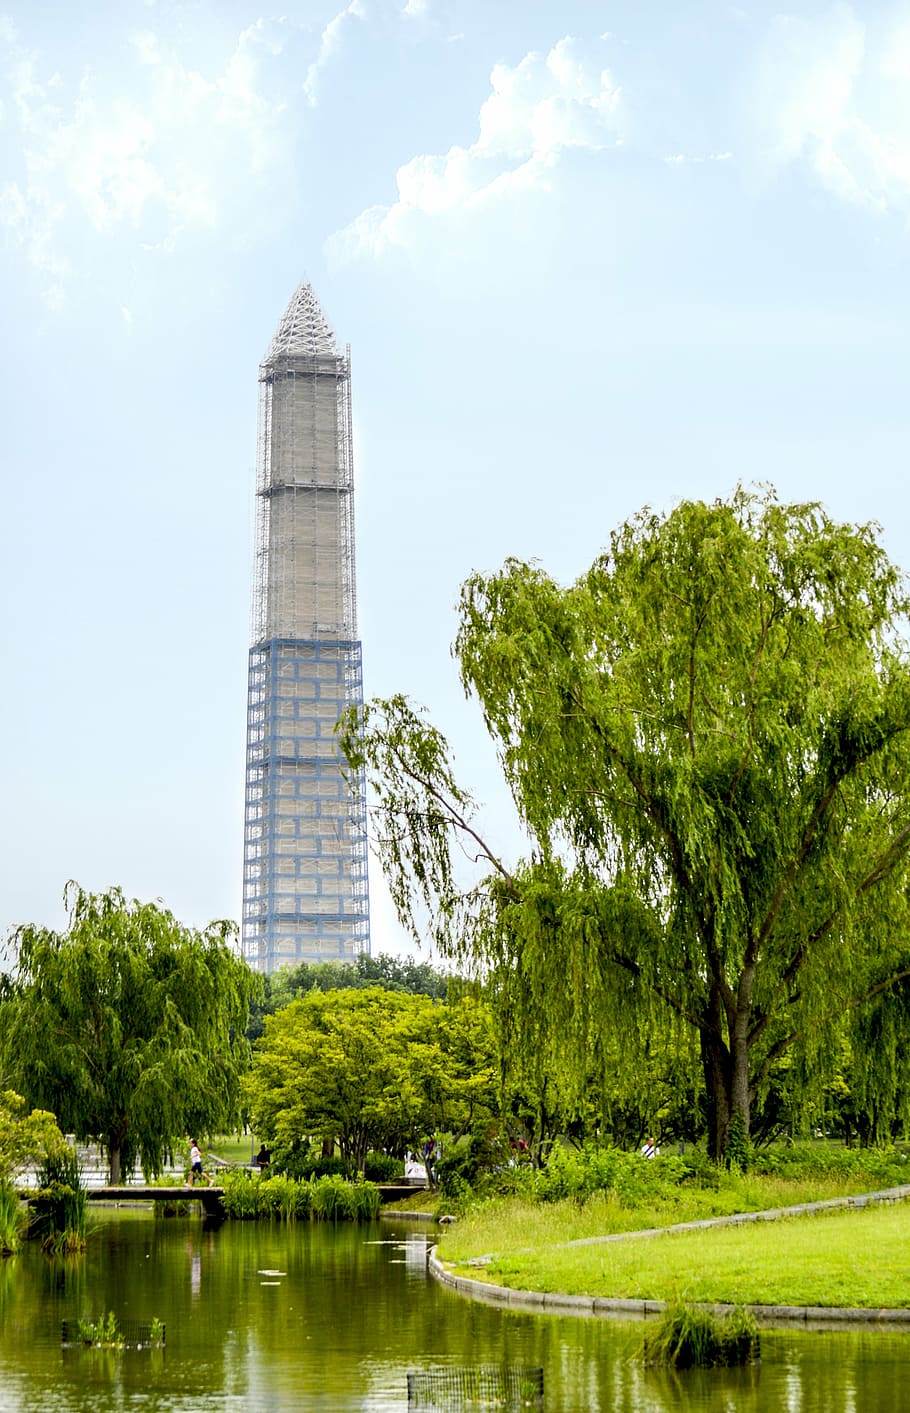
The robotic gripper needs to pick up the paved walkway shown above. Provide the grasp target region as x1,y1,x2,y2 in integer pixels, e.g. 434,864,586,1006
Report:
428,1184,910,1327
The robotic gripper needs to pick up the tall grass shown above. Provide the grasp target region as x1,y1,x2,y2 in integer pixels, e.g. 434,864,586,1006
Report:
641,1303,759,1368
219,1171,379,1222
30,1150,88,1253
0,1180,25,1256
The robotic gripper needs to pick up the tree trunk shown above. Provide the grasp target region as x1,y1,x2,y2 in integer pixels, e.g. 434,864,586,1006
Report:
109,1143,121,1185
700,1021,751,1164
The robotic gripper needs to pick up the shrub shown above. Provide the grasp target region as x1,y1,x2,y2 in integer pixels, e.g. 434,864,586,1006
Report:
363,1153,403,1183
270,1142,347,1182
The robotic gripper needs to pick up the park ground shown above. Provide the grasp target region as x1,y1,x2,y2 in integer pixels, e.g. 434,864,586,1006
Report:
387,1162,910,1311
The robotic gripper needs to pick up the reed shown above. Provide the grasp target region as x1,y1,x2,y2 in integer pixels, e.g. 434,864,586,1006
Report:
31,1150,87,1253
641,1302,759,1368
0,1180,25,1256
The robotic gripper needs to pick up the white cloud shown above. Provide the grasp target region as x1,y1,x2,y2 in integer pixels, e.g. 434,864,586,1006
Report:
303,0,365,107
756,3,910,220
329,35,621,261
0,17,296,303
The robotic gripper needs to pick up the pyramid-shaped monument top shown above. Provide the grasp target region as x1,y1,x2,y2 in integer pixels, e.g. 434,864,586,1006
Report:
264,281,339,363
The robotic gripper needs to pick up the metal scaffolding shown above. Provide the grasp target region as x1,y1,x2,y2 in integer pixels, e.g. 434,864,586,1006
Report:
242,283,370,972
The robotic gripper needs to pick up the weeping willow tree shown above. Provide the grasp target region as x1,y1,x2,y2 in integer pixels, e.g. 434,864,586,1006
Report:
341,488,910,1162
0,884,261,1182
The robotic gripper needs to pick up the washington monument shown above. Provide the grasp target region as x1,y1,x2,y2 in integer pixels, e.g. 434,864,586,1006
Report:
241,282,370,972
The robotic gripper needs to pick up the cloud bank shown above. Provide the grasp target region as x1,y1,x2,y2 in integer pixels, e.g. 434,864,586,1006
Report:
329,35,621,262
0,17,295,304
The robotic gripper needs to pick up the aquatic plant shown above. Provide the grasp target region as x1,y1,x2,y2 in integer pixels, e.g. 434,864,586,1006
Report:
0,1180,25,1256
30,1150,87,1253
641,1302,759,1368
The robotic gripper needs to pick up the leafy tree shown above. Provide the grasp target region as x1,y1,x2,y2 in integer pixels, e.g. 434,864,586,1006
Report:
0,883,261,1181
341,489,910,1161
244,987,496,1175
246,952,455,1043
0,1091,65,1179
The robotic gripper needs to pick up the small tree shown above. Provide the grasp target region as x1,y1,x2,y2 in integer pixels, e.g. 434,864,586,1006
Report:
245,987,496,1175
0,1090,65,1179
1,883,261,1182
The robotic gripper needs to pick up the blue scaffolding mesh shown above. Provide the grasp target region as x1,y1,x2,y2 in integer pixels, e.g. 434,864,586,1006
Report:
242,637,370,971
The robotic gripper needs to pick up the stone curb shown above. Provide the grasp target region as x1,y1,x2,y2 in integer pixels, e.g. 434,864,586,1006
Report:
427,1184,910,1327
560,1183,910,1249
379,1209,437,1222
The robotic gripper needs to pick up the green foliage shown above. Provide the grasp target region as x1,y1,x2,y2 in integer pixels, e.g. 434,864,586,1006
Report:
245,987,497,1176
30,1148,87,1252
0,1180,25,1256
66,1313,165,1349
270,1143,347,1181
76,1312,121,1347
219,1169,378,1222
343,488,910,1162
363,1153,404,1182
0,1091,66,1180
522,1143,690,1206
749,1141,910,1185
641,1303,759,1368
724,1112,750,1171
220,1170,263,1220
1,883,262,1182
247,952,455,1041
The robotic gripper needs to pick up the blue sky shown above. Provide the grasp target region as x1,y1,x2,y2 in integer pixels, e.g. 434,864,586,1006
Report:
3,0,910,954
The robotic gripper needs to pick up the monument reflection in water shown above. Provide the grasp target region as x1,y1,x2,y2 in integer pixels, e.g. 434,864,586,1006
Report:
0,1213,906,1411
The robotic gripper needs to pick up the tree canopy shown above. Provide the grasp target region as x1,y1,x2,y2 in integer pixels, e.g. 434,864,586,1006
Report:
341,488,910,1160
0,1091,65,1181
244,987,496,1175
0,883,261,1181
246,952,454,1043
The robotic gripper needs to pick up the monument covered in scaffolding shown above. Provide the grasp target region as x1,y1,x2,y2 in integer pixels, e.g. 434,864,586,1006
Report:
242,282,370,971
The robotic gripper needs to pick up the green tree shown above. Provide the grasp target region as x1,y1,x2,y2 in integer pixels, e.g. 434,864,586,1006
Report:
246,952,456,1043
341,489,910,1161
0,883,261,1181
0,1091,65,1179
244,987,496,1175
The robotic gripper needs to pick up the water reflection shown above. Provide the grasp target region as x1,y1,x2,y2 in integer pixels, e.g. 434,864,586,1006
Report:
0,1211,905,1411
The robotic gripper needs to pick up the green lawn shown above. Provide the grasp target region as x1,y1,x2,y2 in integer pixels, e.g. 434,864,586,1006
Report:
438,1170,910,1266
207,1134,258,1166
439,1202,910,1309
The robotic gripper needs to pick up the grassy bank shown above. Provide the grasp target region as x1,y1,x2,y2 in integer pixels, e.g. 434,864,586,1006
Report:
439,1201,910,1309
435,1146,910,1309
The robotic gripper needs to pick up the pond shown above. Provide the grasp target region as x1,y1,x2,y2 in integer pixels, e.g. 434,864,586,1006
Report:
0,1208,906,1411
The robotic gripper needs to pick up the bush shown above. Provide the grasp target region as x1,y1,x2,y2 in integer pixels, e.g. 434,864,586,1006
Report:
749,1142,909,1185
363,1153,404,1183
270,1141,347,1182
529,1143,690,1206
